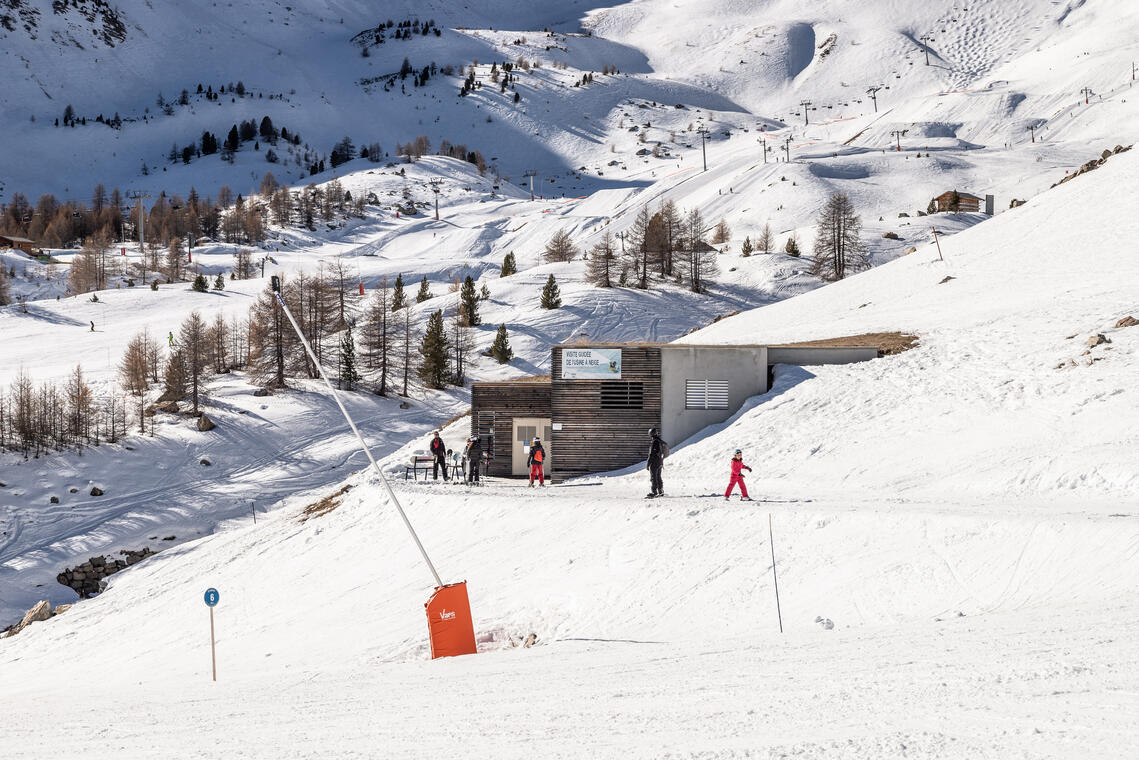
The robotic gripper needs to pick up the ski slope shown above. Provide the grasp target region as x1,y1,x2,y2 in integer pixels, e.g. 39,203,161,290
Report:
2,82,1139,758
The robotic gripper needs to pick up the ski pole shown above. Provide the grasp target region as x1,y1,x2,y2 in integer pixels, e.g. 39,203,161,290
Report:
270,275,443,587
769,513,783,633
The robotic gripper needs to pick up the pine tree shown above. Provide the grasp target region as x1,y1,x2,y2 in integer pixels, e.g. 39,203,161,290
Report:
459,275,480,326
586,230,616,287
213,273,225,290
740,236,754,257
500,251,517,277
540,274,561,309
756,223,774,254
392,273,406,310
810,192,868,280
416,275,432,303
490,324,513,364
543,228,578,263
784,235,801,257
192,273,209,292
179,310,210,414
417,309,450,389
479,283,491,301
338,326,361,391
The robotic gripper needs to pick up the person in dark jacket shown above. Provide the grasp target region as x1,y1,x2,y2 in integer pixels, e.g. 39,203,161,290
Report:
429,431,448,481
646,427,669,498
527,436,546,487
464,435,482,484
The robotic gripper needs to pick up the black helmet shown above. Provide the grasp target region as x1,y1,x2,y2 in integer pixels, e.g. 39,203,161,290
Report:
649,428,658,436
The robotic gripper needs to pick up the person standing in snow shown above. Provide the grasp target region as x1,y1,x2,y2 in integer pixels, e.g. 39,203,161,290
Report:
89,321,95,332
724,449,753,501
168,331,175,347
464,434,482,484
527,436,546,487
646,428,669,498
429,431,448,481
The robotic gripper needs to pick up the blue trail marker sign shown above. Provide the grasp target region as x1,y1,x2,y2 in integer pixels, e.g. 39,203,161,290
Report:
204,588,219,680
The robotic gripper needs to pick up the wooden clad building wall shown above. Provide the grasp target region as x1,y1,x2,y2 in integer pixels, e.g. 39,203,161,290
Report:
470,382,551,478
551,346,662,479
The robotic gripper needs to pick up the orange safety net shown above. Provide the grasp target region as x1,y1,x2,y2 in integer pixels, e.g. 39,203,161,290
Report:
425,581,477,659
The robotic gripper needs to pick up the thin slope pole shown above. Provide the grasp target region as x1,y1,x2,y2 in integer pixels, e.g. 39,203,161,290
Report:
271,277,443,588
769,513,783,633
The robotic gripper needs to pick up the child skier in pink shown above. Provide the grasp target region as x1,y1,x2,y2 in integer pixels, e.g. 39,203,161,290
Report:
724,449,753,501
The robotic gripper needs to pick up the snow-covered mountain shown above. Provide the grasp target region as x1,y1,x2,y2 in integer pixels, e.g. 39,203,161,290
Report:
2,1,1139,756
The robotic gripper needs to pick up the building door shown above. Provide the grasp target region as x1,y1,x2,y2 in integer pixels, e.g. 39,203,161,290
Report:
512,418,552,476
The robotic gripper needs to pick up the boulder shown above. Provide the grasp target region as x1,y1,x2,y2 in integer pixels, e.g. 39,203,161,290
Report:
1085,334,1110,348
2,600,53,638
882,231,901,240
252,388,272,397
90,486,104,496
50,496,60,504
69,488,78,493
53,604,72,616
197,414,216,432
153,400,180,414
1114,315,1138,329
200,458,212,466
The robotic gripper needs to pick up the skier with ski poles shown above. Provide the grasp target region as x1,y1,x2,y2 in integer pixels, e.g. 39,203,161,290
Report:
527,436,546,487
646,428,669,498
724,449,753,501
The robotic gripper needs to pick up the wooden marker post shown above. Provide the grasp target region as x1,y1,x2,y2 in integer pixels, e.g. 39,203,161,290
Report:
204,588,220,681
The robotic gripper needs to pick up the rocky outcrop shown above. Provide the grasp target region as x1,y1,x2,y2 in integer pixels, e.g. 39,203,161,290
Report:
1115,315,1137,329
56,548,156,599
1052,145,1133,188
90,486,104,496
196,414,216,432
2,600,53,639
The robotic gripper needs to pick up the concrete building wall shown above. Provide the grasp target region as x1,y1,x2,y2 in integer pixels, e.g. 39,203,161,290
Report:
767,346,879,366
659,346,768,447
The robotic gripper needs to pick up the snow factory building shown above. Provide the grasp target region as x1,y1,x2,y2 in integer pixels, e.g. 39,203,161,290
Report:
470,342,879,480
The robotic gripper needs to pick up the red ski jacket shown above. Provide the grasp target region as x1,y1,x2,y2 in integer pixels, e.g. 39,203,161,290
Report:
730,459,752,477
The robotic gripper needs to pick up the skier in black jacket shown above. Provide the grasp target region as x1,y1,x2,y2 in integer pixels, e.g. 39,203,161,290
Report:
646,427,669,498
464,435,482,484
429,431,448,481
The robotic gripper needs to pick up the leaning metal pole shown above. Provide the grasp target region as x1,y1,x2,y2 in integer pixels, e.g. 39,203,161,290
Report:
270,276,443,587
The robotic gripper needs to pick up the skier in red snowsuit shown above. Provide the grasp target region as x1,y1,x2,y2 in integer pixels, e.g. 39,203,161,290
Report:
724,449,753,501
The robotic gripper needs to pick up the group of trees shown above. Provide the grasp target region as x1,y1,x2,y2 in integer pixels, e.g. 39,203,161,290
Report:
542,200,718,293
0,366,130,456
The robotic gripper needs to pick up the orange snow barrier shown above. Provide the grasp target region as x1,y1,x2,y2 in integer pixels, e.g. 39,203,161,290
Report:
425,581,477,659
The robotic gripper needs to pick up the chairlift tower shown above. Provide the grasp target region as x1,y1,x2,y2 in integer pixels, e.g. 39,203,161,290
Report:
522,170,537,201
866,85,883,113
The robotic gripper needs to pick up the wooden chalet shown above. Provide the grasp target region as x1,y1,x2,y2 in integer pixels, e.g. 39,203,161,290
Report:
0,234,36,253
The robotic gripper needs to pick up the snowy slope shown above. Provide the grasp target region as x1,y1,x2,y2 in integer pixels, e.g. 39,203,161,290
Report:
2,66,1139,758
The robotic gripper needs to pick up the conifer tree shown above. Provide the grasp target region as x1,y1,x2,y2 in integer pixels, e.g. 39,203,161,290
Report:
740,236,754,257
540,274,561,309
192,273,209,292
500,251,517,277
543,228,579,263
784,235,801,257
490,324,513,364
213,273,225,290
417,309,450,389
586,230,616,287
392,273,406,310
416,275,432,303
459,275,480,326
480,283,491,301
338,326,361,391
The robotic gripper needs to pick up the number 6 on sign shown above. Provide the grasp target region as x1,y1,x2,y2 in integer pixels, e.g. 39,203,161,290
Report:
204,588,219,681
